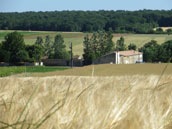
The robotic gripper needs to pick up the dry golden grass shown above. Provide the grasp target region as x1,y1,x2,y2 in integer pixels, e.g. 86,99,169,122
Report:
31,64,172,77
0,74,172,129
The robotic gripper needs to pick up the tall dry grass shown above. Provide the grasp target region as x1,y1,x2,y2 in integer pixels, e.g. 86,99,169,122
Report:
0,75,172,129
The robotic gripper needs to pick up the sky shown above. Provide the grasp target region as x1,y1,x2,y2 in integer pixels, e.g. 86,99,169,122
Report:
0,0,172,12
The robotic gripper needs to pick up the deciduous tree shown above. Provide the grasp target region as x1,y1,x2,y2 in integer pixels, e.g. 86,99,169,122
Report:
35,36,43,47
83,31,114,65
44,35,52,56
115,36,126,51
52,34,70,59
2,31,28,63
139,40,160,62
128,43,137,50
26,45,43,62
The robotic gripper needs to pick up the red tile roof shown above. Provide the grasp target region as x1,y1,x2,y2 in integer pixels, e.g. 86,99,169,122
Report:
115,50,142,56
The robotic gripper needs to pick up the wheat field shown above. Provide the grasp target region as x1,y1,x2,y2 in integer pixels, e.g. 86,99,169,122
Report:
0,74,172,129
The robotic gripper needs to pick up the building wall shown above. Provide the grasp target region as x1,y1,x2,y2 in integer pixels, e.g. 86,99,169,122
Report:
42,59,68,66
93,52,143,65
119,54,143,64
68,59,83,67
42,59,83,66
93,53,116,64
93,53,143,65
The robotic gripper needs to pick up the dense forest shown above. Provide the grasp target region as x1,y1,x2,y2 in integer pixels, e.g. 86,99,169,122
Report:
0,10,172,33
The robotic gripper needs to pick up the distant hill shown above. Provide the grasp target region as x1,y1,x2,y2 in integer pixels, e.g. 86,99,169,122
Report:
0,10,172,33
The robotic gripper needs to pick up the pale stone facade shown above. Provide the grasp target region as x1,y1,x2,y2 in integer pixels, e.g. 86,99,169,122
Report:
94,50,143,64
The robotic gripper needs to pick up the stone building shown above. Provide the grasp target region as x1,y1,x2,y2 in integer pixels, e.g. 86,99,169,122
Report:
93,50,143,64
42,58,83,66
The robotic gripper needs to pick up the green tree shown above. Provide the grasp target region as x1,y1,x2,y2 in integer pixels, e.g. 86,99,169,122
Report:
26,45,43,62
128,43,137,50
44,35,52,56
16,50,30,62
98,32,106,56
158,45,168,62
83,31,114,65
35,36,43,47
52,34,70,59
83,35,94,65
90,32,99,58
105,30,114,53
159,40,172,62
99,30,114,55
115,36,126,51
139,40,160,62
2,31,28,63
1,10,172,33
167,29,172,35
0,43,10,62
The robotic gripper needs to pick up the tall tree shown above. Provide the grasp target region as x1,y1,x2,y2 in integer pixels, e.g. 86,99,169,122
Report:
98,31,114,55
0,43,10,62
25,45,43,62
116,36,126,51
44,35,52,56
35,36,43,47
104,30,114,53
139,40,160,62
128,43,137,50
83,31,114,65
83,35,94,65
52,34,69,59
90,32,99,58
159,40,172,62
2,31,28,63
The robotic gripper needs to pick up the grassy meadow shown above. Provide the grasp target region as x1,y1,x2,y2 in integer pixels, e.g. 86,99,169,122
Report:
1,30,172,56
0,66,69,77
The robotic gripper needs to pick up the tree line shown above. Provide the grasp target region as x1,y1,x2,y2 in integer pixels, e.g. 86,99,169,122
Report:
1,10,172,33
0,32,69,64
139,40,172,63
0,31,172,65
83,31,114,65
83,32,172,64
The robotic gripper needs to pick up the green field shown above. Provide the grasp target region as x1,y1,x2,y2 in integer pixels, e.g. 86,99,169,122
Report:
0,66,69,77
1,30,172,56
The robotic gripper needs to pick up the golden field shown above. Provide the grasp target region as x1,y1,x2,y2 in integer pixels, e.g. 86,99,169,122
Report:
0,64,172,129
32,64,172,77
0,75,172,129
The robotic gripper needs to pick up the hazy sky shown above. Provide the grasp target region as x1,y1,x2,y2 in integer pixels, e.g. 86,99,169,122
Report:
0,0,172,12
